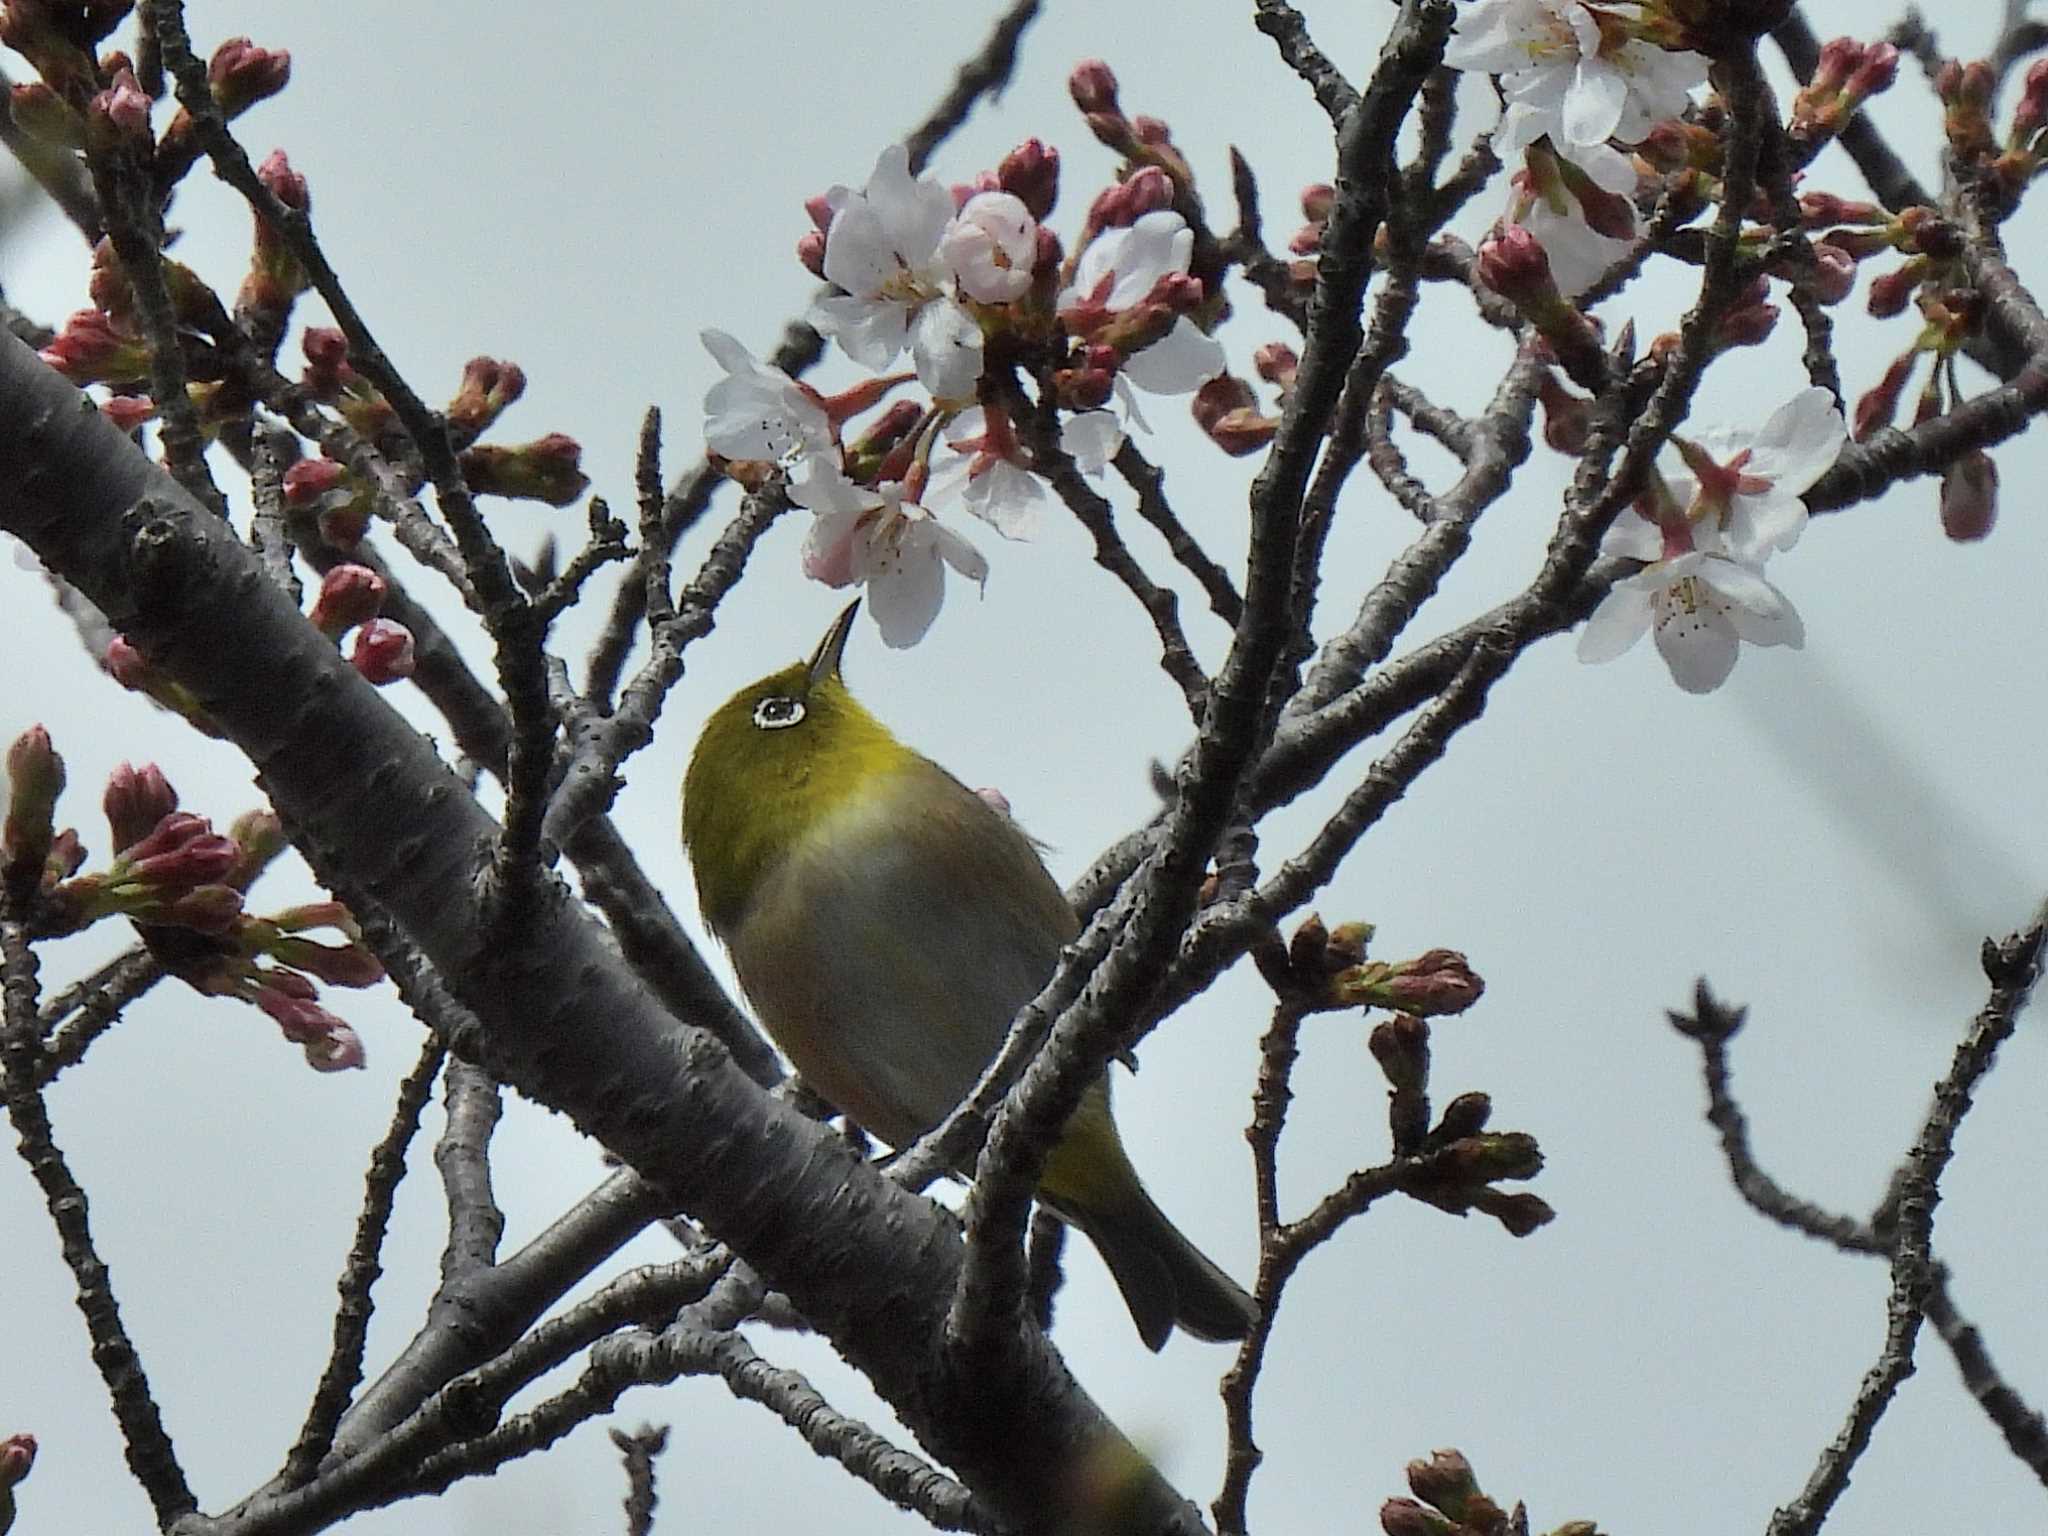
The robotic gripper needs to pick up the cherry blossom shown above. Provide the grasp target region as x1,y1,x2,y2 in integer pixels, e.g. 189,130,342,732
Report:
1577,532,1802,694
938,191,1037,304
791,459,989,648
940,408,1044,539
701,329,832,466
1666,386,1846,559
810,145,985,401
1060,210,1227,392
1446,0,1705,183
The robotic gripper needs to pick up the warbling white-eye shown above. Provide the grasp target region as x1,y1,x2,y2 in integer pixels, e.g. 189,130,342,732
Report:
682,601,1256,1350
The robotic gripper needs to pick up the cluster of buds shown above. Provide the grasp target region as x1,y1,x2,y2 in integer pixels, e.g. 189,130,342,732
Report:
0,1431,34,1536
1936,53,2048,208
707,59,1234,646
1381,1449,1598,1536
306,563,415,684
21,754,381,1071
1787,36,1901,152
234,147,310,343
1282,914,1486,1019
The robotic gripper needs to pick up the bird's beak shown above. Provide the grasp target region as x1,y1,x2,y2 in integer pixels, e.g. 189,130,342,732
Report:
806,600,860,692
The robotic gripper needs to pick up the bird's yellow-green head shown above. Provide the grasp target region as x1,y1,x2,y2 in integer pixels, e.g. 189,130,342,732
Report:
682,601,915,935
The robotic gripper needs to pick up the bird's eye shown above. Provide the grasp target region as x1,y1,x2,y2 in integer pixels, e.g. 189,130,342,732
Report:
752,695,806,731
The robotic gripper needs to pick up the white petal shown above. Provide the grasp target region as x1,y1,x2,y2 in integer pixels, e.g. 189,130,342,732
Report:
788,458,881,515
1727,489,1807,556
1598,504,1663,561
910,297,984,402
1122,316,1226,394
1576,584,1654,663
963,460,1043,539
866,540,946,647
1561,54,1627,146
862,144,955,269
1743,386,1846,494
810,292,911,372
1652,579,1740,692
1562,138,1639,195
820,199,901,301
1060,410,1123,473
1697,555,1785,616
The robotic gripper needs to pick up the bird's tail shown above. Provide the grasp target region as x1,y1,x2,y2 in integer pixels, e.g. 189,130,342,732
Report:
1040,1081,1258,1351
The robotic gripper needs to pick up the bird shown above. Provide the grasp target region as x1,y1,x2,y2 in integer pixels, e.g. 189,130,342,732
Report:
682,600,1256,1349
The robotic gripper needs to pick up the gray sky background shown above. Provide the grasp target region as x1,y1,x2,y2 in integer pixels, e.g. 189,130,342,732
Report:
4,2,2046,1533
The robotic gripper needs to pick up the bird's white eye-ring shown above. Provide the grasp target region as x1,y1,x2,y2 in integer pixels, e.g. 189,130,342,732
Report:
752,695,806,730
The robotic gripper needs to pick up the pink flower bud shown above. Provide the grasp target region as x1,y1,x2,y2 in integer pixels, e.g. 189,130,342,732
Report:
3,725,63,874
1865,261,1919,317
304,1021,365,1072
1852,351,1915,440
1068,59,1121,117
307,563,386,636
1476,223,1558,304
1252,341,1298,392
796,228,827,278
89,66,150,142
274,934,385,988
446,355,526,434
301,326,352,393
350,618,416,684
282,457,346,506
1380,1497,1456,1536
1807,241,1856,304
255,146,308,211
1192,374,1276,456
457,432,588,505
1299,182,1335,223
1123,165,1173,217
104,761,179,854
100,394,156,430
103,634,152,689
126,815,240,885
1406,1450,1479,1518
997,137,1059,220
802,192,835,234
207,36,290,117
38,308,145,386
1940,449,1997,541
1843,41,1899,107
0,1431,33,1484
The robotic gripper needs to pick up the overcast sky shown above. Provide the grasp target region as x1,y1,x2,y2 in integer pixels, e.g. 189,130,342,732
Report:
4,2,2047,1533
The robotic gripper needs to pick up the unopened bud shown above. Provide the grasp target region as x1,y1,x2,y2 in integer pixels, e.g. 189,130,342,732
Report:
1368,1013,1430,1091
282,457,346,506
458,432,588,505
1940,449,1997,541
1406,1450,1479,1520
1380,1498,1458,1536
446,356,526,434
1852,351,1915,440
103,761,178,854
1192,374,1275,456
88,66,150,143
206,36,290,117
1068,59,1122,118
307,563,386,636
998,137,1059,221
350,618,416,684
3,726,64,880
1434,1091,1492,1141
273,933,385,988
796,227,827,278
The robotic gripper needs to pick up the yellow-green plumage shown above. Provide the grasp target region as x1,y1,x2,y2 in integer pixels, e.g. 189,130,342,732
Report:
682,602,1255,1350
